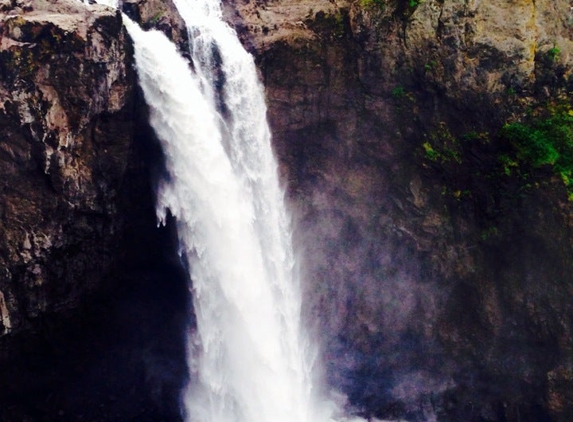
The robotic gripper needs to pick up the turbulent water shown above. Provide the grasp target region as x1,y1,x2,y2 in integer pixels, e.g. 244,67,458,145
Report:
122,2,320,422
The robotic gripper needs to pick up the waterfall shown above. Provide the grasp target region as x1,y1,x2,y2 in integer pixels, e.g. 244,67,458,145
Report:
122,2,319,422
81,0,119,7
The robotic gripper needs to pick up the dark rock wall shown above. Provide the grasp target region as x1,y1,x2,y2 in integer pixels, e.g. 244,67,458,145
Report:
0,0,134,346
227,0,573,420
0,2,189,420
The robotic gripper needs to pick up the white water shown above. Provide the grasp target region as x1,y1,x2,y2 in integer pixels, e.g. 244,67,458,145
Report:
122,2,320,422
75,0,413,420
82,0,119,7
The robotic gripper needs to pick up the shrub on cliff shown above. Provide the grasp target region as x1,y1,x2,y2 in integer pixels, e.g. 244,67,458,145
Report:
501,110,573,198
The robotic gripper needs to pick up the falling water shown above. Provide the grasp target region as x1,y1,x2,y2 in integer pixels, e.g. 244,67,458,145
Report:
81,0,119,7
122,2,319,422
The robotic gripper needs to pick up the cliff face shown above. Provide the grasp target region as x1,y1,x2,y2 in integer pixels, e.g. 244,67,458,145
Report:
227,0,573,420
0,0,134,344
1,0,573,421
0,2,190,420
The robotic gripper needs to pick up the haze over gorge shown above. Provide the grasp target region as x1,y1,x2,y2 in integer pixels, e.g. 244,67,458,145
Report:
1,0,573,421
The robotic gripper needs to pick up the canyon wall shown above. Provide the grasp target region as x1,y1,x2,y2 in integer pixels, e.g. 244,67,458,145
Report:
228,0,573,420
0,0,134,347
1,0,573,421
0,2,188,420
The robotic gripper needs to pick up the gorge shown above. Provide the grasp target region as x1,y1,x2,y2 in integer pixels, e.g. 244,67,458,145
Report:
1,0,573,421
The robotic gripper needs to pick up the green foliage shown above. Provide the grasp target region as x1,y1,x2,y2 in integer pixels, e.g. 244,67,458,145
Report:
424,60,437,71
391,85,406,98
548,45,561,61
498,154,519,176
501,123,559,166
150,11,164,25
500,110,573,198
439,186,472,202
461,131,489,143
422,142,439,161
422,122,462,164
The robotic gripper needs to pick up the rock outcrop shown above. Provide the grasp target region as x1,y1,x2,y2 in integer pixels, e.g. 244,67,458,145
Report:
0,0,134,344
0,2,190,421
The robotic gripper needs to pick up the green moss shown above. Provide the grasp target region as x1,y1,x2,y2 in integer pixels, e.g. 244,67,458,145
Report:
548,45,561,61
359,0,385,10
391,86,406,98
461,131,489,143
149,12,164,25
439,186,472,202
401,0,423,18
424,60,437,72
498,154,519,176
423,141,439,161
500,109,573,199
502,123,559,166
422,122,462,164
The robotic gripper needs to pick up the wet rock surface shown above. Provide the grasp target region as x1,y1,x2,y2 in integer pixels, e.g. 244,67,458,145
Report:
229,0,573,420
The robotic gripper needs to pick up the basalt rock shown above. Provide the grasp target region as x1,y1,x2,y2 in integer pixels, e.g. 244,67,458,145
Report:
225,0,573,421
0,2,191,420
121,0,188,50
0,0,133,347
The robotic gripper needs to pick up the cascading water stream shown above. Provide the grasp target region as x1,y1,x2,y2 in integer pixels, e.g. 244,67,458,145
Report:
77,1,408,420
121,2,321,422
78,1,406,420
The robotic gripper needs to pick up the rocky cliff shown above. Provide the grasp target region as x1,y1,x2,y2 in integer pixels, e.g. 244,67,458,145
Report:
228,0,573,420
0,0,134,345
0,2,188,420
1,0,573,421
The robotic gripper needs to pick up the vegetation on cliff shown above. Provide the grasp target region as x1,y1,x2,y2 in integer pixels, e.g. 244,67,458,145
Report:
501,107,573,199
